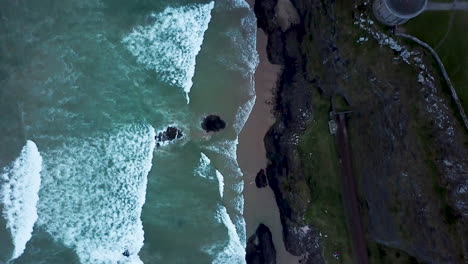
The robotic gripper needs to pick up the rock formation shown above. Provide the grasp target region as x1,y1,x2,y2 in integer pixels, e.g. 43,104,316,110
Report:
255,169,268,188
155,126,183,147
201,115,226,132
246,223,276,264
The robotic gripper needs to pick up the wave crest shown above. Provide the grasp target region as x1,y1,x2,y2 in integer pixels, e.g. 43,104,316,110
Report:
213,205,246,264
1,140,42,260
123,2,215,103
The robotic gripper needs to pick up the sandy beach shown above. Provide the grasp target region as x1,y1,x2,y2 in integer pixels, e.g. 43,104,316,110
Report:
238,1,299,263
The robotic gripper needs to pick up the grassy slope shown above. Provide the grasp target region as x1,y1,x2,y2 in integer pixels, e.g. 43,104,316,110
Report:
299,90,353,264
297,1,423,262
403,10,468,111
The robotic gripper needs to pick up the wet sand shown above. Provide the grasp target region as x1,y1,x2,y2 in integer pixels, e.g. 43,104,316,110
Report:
238,2,299,262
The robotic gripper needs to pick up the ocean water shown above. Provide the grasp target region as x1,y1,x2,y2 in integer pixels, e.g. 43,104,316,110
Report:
0,0,258,263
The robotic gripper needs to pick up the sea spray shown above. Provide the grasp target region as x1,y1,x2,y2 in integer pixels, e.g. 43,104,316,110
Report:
0,140,42,261
36,124,155,264
123,2,215,103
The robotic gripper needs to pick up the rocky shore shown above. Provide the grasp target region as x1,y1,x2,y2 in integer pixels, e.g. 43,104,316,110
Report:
249,0,468,263
246,224,277,264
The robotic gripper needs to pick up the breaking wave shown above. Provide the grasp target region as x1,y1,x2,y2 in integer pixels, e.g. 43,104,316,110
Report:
204,137,246,246
123,2,215,103
215,170,225,198
194,152,212,179
234,96,256,134
36,124,156,264
0,140,42,261
213,205,246,264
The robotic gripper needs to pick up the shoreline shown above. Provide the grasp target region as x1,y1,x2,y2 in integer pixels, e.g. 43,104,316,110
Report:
238,0,299,263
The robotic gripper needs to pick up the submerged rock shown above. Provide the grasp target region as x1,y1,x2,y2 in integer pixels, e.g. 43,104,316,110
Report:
155,126,183,147
201,115,226,132
246,223,276,264
255,169,268,188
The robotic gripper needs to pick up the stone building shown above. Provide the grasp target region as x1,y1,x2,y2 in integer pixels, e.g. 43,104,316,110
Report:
373,0,427,26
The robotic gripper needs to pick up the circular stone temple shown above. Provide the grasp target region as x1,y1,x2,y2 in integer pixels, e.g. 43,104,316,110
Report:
373,0,427,26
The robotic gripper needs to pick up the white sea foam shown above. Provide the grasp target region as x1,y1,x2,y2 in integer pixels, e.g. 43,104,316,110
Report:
194,152,212,179
215,170,225,198
0,140,42,261
234,96,256,134
36,124,156,264
205,138,239,166
213,205,246,264
204,138,246,246
123,2,215,103
218,3,259,78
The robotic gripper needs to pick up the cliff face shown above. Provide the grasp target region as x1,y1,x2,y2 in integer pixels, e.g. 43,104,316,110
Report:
255,0,325,262
256,0,467,263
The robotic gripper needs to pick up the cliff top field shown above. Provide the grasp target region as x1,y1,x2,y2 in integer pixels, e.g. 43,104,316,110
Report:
403,10,468,112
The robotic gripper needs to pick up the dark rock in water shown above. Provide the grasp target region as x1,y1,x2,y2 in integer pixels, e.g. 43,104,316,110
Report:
155,126,183,147
255,169,268,188
201,115,226,132
165,126,182,140
122,249,130,257
246,223,276,264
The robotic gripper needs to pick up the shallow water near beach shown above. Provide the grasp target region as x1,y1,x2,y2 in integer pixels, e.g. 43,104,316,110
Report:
0,0,258,263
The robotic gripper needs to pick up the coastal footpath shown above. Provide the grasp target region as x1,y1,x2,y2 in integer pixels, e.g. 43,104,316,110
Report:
247,0,468,263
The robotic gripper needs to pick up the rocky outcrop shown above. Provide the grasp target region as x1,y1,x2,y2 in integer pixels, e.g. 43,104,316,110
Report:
201,115,226,132
155,126,183,147
255,169,268,188
246,224,276,264
255,0,325,262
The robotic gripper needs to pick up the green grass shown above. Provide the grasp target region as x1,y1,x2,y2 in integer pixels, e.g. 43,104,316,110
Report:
404,10,468,112
299,90,352,264
332,94,350,112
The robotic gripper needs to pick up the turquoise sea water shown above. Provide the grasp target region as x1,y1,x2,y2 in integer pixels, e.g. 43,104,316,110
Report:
0,0,258,263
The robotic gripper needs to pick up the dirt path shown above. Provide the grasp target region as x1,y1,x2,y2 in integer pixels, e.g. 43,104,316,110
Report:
336,114,369,264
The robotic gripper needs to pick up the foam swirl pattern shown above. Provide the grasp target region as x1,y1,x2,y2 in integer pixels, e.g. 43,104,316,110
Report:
36,124,156,264
123,2,215,102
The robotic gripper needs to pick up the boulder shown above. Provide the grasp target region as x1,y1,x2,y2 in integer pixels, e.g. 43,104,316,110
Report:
246,223,276,264
155,126,183,147
201,115,226,132
255,169,268,188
